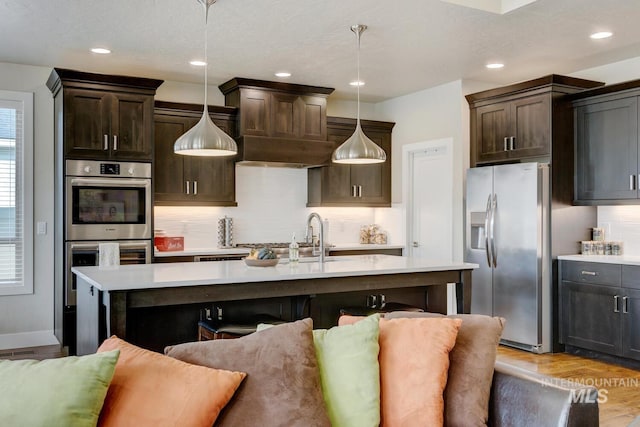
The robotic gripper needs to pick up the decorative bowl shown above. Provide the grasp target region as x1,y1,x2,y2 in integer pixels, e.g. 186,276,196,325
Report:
243,257,280,267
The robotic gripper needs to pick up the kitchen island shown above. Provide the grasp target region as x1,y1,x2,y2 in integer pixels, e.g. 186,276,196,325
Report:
73,255,477,355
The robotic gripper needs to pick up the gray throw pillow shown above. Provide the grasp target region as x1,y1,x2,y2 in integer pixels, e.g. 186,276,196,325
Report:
385,311,505,427
165,318,330,427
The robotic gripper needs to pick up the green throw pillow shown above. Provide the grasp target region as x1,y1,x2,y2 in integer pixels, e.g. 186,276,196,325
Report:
0,349,119,427
313,314,381,427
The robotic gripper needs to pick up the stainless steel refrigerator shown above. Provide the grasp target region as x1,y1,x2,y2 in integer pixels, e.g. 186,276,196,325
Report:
466,162,552,352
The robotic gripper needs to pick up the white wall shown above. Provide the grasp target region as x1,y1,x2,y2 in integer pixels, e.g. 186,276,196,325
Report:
373,80,466,261
0,63,57,349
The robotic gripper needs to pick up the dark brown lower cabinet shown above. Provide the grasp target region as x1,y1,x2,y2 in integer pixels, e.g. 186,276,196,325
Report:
560,261,640,361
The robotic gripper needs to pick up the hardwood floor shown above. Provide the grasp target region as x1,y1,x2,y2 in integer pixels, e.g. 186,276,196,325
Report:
497,346,640,427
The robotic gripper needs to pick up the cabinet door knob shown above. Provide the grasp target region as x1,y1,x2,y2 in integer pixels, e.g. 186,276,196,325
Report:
614,295,620,313
631,175,637,191
352,185,357,197
623,296,629,314
412,241,419,247
503,137,508,152
185,181,190,195
113,135,118,151
581,270,598,276
193,181,198,196
358,185,362,198
103,134,109,151
509,136,515,151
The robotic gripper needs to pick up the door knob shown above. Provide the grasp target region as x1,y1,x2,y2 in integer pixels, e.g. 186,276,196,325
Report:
412,241,419,247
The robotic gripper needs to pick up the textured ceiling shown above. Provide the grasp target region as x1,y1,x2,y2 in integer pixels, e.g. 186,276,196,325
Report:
0,0,639,101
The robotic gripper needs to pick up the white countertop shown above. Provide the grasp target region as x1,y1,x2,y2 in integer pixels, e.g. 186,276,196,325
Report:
153,243,405,258
73,255,477,292
558,254,640,266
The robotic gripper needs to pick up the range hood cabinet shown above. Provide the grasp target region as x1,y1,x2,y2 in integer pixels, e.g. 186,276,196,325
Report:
219,78,335,167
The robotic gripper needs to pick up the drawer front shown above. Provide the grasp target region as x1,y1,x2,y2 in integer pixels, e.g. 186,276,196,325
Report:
622,265,640,290
562,261,621,286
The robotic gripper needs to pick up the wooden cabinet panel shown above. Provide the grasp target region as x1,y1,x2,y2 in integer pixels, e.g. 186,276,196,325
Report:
240,89,269,136
110,92,154,160
63,89,111,159
511,94,551,158
63,88,154,161
153,102,237,206
475,102,510,164
300,95,326,140
308,117,393,207
154,116,194,203
561,281,622,355
622,289,640,360
575,97,638,202
270,92,297,138
560,260,640,361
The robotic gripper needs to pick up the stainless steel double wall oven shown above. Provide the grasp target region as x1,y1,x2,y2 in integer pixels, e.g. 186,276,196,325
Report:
64,159,152,306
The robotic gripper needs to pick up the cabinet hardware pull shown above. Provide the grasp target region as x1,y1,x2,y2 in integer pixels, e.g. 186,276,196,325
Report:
367,294,378,308
509,136,515,151
193,181,198,195
504,137,508,151
378,294,386,307
113,135,118,151
358,185,362,198
614,295,620,313
581,270,597,276
185,181,190,195
352,185,357,197
103,135,109,150
623,296,629,314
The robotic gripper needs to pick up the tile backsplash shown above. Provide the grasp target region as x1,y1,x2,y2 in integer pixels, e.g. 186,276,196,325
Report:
154,165,404,249
597,206,640,256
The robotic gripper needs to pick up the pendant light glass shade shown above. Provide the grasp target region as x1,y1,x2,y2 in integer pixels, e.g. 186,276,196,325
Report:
174,0,237,157
332,24,386,164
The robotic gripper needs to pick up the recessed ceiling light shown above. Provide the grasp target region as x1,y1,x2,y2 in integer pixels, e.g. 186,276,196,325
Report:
190,60,207,66
349,80,365,86
590,31,613,40
486,63,504,69
90,48,111,54
275,72,291,78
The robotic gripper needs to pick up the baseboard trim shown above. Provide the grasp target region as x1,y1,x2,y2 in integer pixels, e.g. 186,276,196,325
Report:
0,330,60,351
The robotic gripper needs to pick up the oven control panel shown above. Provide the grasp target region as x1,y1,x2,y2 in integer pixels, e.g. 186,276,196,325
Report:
66,159,151,179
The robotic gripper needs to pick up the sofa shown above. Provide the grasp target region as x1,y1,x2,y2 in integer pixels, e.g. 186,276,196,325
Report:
0,314,599,427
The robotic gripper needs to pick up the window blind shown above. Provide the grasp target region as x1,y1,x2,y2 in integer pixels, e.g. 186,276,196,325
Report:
0,92,32,296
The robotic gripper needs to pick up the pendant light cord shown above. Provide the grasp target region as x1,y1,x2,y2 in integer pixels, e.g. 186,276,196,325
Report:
355,27,361,125
203,1,210,115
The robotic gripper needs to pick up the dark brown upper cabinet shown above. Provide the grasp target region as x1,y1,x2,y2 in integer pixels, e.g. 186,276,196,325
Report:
219,78,335,166
46,68,162,162
467,75,603,167
307,117,394,207
571,80,640,205
153,101,238,206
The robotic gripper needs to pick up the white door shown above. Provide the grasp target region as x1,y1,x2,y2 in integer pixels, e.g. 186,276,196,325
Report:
404,139,455,313
404,139,453,262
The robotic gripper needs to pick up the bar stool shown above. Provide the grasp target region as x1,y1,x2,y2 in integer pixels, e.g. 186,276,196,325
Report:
339,294,424,317
197,314,285,341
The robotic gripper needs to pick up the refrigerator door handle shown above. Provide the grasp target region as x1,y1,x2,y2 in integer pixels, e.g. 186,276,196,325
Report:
484,194,493,267
490,194,498,268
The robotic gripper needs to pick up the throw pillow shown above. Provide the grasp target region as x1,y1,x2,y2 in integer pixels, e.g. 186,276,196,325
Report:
0,349,119,427
313,314,381,427
97,336,245,427
386,311,505,427
338,315,462,426
166,318,331,427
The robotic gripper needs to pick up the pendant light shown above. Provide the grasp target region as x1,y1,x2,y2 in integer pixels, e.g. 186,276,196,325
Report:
332,25,386,164
174,0,237,156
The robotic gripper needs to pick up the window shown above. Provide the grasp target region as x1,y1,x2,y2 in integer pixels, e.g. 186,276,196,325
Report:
0,91,33,296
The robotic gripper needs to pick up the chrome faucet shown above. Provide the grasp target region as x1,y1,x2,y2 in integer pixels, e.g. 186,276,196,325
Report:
306,212,325,263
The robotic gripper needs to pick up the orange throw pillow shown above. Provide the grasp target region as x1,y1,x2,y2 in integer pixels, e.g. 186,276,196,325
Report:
339,315,462,427
97,336,246,427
